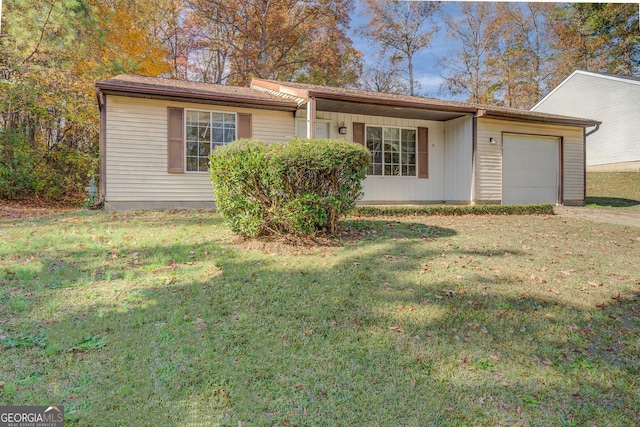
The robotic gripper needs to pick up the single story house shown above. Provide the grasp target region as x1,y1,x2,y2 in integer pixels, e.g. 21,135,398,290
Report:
95,74,600,210
532,70,640,172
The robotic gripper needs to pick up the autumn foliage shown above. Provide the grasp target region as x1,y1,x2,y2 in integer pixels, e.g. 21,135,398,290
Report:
0,0,637,201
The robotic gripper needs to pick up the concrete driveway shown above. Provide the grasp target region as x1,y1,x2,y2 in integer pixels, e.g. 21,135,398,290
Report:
554,206,640,228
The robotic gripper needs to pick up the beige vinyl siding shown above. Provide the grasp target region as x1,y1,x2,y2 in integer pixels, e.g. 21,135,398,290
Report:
476,118,584,204
532,72,640,167
444,116,473,202
105,96,294,206
295,110,447,203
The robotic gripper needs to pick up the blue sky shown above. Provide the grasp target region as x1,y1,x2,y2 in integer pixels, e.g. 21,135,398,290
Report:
349,1,460,98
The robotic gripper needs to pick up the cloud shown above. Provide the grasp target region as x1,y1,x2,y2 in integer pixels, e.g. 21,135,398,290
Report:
416,73,444,93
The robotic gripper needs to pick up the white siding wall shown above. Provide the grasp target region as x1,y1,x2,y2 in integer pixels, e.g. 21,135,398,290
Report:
532,72,640,167
444,116,473,202
296,110,447,203
476,118,585,204
105,96,294,207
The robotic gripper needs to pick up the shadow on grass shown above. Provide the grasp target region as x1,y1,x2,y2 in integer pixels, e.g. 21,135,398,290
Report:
584,197,640,208
1,216,639,425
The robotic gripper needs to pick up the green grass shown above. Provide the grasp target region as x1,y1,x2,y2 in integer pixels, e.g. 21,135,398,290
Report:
585,172,640,210
1,210,639,426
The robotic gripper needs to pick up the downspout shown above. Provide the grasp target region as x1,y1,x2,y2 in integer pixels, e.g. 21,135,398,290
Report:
583,123,600,202
96,89,107,207
306,96,316,139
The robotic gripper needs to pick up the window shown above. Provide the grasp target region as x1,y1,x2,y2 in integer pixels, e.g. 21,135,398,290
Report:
185,110,236,172
366,126,416,176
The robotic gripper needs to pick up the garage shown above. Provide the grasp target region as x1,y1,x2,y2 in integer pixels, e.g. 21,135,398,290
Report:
502,134,560,205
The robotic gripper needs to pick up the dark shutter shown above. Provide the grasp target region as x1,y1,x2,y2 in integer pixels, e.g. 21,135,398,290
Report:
167,107,184,174
418,127,428,179
237,113,252,139
353,122,365,146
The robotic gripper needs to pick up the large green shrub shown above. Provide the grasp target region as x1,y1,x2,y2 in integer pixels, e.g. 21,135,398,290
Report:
210,138,370,237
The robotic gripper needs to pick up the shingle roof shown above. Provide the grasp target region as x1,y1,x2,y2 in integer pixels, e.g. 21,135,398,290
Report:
252,78,600,127
96,74,299,111
95,74,599,127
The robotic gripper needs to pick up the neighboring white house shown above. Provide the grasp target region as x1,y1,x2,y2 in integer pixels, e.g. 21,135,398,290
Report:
95,74,599,210
532,70,640,172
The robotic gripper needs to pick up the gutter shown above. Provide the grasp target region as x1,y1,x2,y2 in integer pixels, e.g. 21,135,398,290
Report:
307,91,479,115
585,123,600,137
95,83,298,112
481,110,600,128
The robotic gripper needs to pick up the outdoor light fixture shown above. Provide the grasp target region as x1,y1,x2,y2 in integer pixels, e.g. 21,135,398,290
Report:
338,122,347,135
489,137,497,145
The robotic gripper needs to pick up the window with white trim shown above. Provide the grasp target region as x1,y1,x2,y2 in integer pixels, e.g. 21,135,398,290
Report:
366,126,417,176
185,110,236,172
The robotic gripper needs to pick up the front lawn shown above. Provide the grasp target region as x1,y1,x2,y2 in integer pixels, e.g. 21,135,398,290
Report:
1,210,638,425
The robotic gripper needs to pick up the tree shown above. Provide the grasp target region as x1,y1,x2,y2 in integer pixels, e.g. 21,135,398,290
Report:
0,0,174,200
359,63,410,95
438,2,499,104
488,2,555,108
358,0,440,96
548,3,640,87
185,0,362,86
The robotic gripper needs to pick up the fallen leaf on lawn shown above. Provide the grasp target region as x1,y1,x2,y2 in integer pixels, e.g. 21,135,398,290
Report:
304,328,313,336
389,326,405,333
165,277,176,285
441,262,449,269
542,358,553,365
611,292,621,300
596,301,606,308
548,288,561,295
183,314,190,321
490,354,501,361
196,321,208,329
588,281,603,287
434,295,443,300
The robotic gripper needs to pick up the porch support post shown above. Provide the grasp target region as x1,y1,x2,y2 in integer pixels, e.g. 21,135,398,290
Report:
306,97,316,139
470,115,477,204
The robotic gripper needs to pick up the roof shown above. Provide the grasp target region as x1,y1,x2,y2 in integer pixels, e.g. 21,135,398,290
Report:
252,78,600,127
95,74,299,111
95,74,599,127
532,70,640,110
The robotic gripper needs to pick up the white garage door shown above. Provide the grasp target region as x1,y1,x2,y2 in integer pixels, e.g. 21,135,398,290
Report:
503,134,559,205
